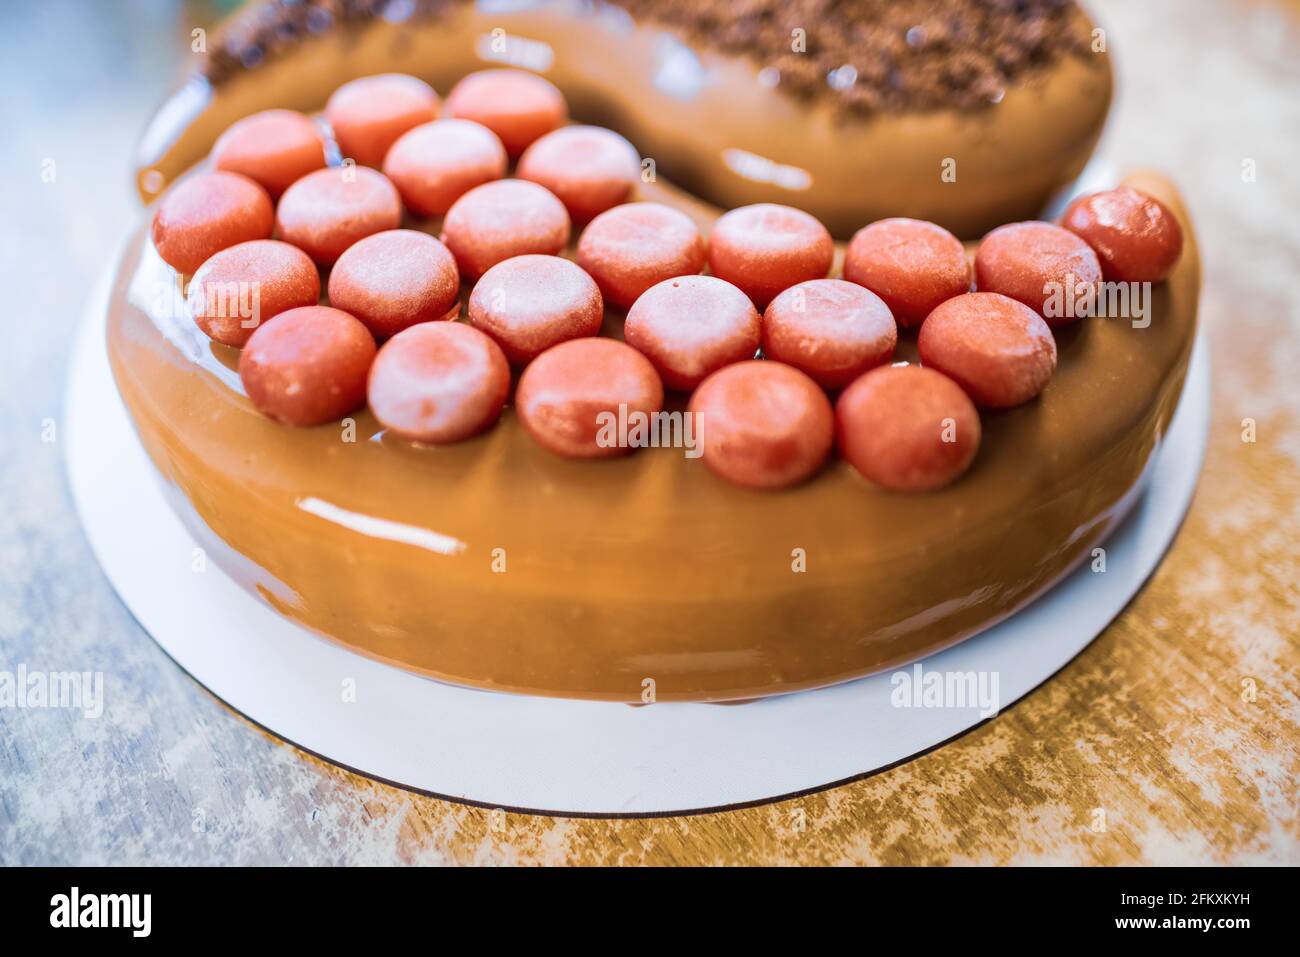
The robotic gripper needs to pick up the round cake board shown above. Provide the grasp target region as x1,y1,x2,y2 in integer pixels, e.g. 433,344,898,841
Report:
66,262,1210,816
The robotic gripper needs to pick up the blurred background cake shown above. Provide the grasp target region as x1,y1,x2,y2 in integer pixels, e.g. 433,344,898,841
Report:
138,0,1113,236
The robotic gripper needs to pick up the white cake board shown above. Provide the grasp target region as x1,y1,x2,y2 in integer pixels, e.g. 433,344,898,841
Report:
66,264,1210,816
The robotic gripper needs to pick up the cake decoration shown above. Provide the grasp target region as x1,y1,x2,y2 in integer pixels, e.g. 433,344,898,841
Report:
187,238,320,346
917,292,1059,409
1062,186,1185,283
974,221,1103,324
150,170,273,274
707,203,834,308
326,229,462,338
842,218,971,329
367,321,510,444
515,337,665,458
382,117,509,217
689,360,834,489
467,253,604,364
623,274,761,390
273,165,402,265
835,364,981,492
762,279,897,390
210,108,326,198
237,305,376,426
575,201,706,309
440,178,571,279
324,72,439,169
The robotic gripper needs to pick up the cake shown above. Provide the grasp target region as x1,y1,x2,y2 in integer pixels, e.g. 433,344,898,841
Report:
107,0,1199,702
137,0,1113,237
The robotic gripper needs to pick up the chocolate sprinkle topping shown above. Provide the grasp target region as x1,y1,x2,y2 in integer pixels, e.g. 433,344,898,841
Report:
203,0,1094,114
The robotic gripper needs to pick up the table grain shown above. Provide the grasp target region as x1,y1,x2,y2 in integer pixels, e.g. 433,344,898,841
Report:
1,0,1297,865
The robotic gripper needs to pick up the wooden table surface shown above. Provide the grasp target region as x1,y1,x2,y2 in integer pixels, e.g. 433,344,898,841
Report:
1,0,1297,865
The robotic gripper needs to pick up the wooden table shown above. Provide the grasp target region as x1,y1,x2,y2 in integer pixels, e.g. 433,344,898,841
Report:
1,0,1296,864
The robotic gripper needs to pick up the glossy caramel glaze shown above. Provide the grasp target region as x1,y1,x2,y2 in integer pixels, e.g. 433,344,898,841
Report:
134,0,1112,238
107,171,1198,702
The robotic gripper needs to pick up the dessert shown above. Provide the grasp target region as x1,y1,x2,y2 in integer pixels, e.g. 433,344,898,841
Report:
918,293,1059,409
1062,186,1185,283
136,1,1112,239
623,275,761,391
150,170,272,274
467,254,603,365
517,125,642,222
324,73,439,169
762,280,898,390
187,239,320,347
842,219,971,329
689,361,835,490
326,229,461,338
443,68,568,158
274,166,403,266
576,202,706,309
210,109,326,198
105,2,1199,703
381,119,508,217
367,322,510,444
707,203,834,308
440,179,570,280
515,337,664,458
237,306,376,427
836,366,982,493
975,221,1103,323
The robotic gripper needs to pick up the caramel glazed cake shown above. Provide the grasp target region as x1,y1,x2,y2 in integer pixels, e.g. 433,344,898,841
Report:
108,0,1201,702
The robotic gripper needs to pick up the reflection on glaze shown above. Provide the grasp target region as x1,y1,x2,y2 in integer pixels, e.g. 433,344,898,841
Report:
127,242,246,392
477,0,548,13
474,31,555,70
595,2,635,36
297,496,469,556
721,148,813,191
126,246,199,358
381,0,418,23
826,64,858,91
652,34,708,101
137,74,212,199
